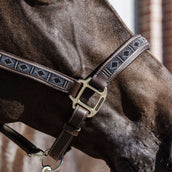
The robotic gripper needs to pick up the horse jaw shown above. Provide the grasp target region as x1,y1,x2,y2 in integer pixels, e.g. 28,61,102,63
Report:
100,127,168,172
74,97,171,172
105,124,160,171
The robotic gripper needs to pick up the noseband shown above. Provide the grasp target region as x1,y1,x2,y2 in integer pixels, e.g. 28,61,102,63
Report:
0,35,149,171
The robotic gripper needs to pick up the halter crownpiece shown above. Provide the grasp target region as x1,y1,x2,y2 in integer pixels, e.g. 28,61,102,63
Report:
0,35,150,171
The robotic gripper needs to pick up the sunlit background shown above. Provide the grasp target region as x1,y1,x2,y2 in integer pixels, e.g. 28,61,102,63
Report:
109,0,172,68
109,0,135,32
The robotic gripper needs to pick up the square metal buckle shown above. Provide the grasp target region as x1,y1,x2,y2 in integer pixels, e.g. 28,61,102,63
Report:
69,77,107,118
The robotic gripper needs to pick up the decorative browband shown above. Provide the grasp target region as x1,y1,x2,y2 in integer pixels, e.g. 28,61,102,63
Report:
0,35,149,95
0,51,77,93
91,35,150,90
100,36,148,79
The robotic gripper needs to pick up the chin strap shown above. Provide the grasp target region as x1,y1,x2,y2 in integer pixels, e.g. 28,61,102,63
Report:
0,35,150,171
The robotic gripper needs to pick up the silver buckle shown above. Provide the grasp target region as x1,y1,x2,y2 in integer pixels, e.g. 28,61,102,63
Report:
69,78,107,118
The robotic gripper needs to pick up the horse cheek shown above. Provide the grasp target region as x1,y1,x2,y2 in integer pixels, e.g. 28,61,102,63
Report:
0,99,24,122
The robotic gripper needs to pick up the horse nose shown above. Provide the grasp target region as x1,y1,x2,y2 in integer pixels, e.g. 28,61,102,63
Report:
112,157,155,172
115,158,136,172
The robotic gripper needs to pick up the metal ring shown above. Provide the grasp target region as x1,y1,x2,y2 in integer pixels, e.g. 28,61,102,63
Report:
41,156,64,172
28,150,47,158
42,165,52,172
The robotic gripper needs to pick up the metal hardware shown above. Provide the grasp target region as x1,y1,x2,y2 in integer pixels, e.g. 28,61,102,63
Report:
69,77,107,118
42,166,52,172
41,156,64,172
28,150,48,158
28,149,63,172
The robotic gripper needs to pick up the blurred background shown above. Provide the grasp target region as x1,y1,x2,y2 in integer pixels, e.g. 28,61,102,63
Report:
0,0,171,172
110,0,172,71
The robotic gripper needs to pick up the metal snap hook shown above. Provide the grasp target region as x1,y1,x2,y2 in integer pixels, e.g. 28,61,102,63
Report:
42,166,52,172
28,150,48,158
41,155,64,172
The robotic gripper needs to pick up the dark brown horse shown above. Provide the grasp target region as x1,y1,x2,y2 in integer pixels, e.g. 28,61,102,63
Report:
0,0,172,171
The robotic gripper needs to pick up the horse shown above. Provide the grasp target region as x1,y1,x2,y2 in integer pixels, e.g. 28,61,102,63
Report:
0,0,172,171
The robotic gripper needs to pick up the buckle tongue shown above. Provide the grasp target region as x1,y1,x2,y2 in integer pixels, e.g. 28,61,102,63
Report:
69,78,107,118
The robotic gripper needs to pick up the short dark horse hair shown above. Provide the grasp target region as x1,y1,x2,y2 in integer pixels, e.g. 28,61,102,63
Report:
0,0,171,171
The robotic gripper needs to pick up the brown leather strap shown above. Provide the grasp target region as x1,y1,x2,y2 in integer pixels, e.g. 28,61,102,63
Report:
49,105,88,160
48,35,150,160
90,35,150,90
0,51,81,97
0,35,150,162
0,123,42,154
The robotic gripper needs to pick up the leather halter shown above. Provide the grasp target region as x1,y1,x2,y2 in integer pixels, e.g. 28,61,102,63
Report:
0,35,149,163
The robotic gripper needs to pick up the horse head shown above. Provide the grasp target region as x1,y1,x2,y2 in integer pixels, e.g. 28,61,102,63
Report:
0,0,172,171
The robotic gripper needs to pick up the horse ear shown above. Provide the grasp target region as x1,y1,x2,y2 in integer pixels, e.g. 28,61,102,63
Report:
24,0,57,6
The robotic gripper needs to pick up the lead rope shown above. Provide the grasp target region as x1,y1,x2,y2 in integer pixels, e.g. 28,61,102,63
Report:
41,158,64,172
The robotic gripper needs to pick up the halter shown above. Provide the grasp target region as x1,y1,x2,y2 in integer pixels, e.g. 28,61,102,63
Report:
0,35,149,171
